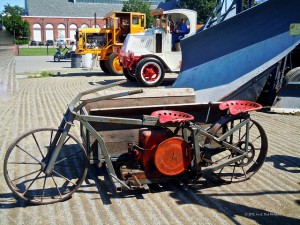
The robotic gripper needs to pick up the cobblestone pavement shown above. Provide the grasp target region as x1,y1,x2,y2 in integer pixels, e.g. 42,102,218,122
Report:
0,46,18,99
0,45,299,225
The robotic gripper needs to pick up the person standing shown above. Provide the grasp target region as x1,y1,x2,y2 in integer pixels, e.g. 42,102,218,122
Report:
171,18,188,48
71,41,76,51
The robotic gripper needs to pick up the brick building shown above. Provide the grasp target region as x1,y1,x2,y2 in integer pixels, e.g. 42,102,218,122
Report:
22,0,161,42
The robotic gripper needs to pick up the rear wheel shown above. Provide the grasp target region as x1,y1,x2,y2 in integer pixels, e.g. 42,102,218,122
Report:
123,68,136,81
204,115,268,183
136,58,165,87
100,60,110,74
3,128,88,205
108,53,123,76
54,57,60,62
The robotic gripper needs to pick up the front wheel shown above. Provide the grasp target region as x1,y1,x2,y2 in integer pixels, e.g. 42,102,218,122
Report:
100,60,110,74
108,53,123,76
3,128,89,205
54,56,60,62
135,58,165,87
204,115,268,183
123,68,136,81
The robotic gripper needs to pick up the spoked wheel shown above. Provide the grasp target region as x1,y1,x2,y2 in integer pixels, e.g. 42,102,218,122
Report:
123,68,136,81
108,53,123,76
136,58,165,87
204,115,268,183
3,128,88,205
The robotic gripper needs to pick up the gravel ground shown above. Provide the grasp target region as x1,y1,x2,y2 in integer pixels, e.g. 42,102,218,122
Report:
0,46,299,225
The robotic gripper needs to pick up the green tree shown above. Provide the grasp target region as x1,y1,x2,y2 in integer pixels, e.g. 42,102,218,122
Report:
2,4,25,15
180,0,217,23
122,0,154,28
180,0,259,24
2,4,30,40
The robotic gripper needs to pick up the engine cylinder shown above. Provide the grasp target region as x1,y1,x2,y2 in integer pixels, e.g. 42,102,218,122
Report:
139,127,174,173
154,137,192,176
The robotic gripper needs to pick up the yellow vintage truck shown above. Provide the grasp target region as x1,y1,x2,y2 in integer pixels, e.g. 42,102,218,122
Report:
76,11,146,75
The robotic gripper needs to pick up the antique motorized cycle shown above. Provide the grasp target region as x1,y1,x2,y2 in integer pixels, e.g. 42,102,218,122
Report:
3,81,268,204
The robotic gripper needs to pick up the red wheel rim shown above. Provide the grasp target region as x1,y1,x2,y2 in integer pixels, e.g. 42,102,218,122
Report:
141,62,161,83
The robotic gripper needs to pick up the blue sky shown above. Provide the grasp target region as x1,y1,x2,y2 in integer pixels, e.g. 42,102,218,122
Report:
0,0,25,13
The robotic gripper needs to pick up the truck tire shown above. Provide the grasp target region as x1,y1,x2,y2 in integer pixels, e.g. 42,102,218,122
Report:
100,60,110,74
135,58,165,87
108,53,123,76
283,67,300,86
123,68,136,81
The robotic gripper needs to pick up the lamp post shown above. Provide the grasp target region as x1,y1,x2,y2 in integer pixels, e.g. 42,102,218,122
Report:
1,13,5,30
1,12,10,30
12,20,15,40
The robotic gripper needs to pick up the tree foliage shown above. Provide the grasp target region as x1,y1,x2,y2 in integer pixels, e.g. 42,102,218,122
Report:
180,0,217,24
180,0,258,24
122,0,154,27
2,4,30,40
2,4,25,15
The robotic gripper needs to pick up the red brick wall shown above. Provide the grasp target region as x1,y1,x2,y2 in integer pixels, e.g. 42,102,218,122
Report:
22,16,105,41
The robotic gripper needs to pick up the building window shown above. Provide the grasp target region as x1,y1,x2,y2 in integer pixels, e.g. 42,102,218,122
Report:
58,24,66,40
33,23,42,41
45,24,54,41
69,24,78,40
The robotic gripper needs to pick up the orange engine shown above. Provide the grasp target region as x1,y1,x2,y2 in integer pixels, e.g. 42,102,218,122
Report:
137,127,192,177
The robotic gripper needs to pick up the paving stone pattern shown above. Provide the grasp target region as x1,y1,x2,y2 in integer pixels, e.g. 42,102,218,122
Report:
0,44,299,225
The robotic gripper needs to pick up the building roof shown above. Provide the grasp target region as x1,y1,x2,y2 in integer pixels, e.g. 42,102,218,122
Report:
25,0,123,18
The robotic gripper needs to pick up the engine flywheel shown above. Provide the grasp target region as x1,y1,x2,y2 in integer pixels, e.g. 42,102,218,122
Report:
154,137,192,176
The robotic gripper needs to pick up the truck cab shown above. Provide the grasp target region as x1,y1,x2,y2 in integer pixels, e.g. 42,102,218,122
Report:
76,11,146,75
119,8,197,87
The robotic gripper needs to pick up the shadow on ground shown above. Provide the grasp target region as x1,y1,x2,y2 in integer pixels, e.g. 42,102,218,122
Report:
1,165,299,224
